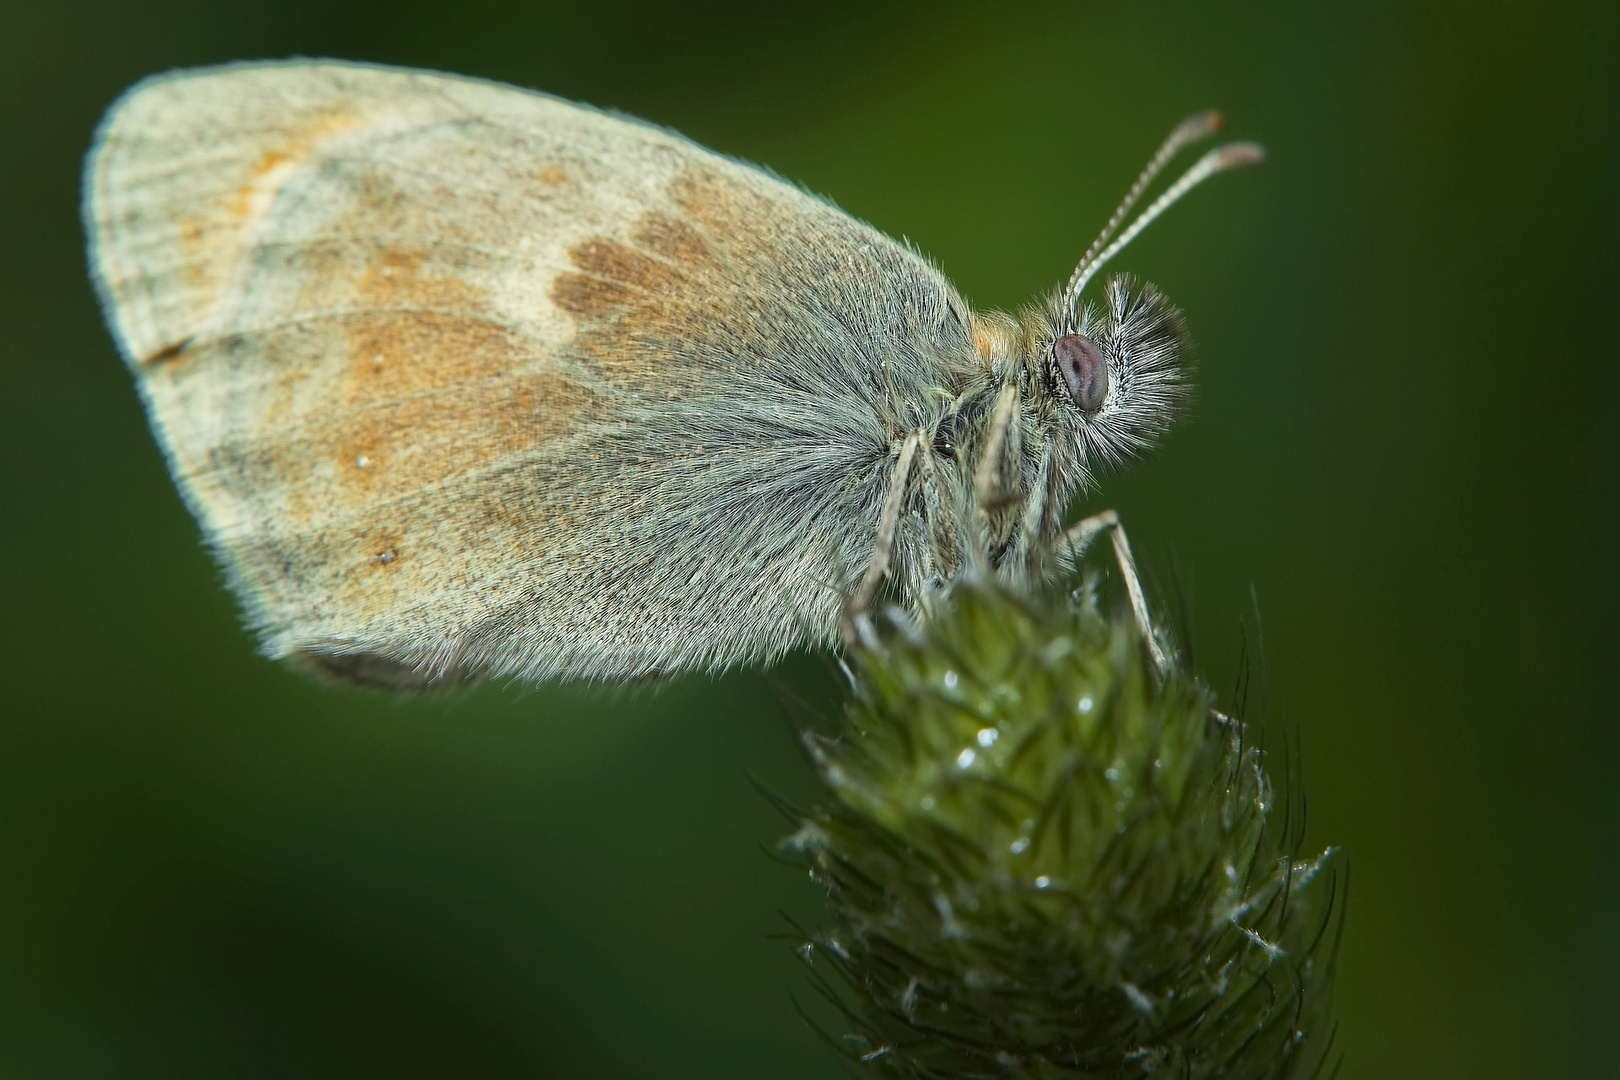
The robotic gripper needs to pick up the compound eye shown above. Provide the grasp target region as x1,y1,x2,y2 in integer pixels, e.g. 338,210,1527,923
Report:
1054,333,1109,414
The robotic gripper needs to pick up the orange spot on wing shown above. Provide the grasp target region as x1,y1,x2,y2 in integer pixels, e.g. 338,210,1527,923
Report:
549,178,753,389
633,214,712,264
227,114,361,223
334,313,586,492
550,238,665,317
175,219,212,286
667,165,769,233
253,150,292,177
317,243,592,509
354,247,484,311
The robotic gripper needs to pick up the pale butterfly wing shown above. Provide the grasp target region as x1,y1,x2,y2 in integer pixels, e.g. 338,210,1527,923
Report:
86,60,969,686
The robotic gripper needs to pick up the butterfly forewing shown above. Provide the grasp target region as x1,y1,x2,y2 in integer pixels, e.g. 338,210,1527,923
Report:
86,61,967,685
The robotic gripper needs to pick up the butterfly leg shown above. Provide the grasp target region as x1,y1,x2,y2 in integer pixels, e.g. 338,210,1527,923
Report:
915,434,957,590
842,429,927,644
1055,509,1169,675
973,380,1023,534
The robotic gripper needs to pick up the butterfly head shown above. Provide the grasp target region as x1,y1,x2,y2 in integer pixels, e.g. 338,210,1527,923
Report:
1028,111,1262,487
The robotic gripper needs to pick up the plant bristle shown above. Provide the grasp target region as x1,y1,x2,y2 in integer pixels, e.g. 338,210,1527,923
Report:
790,577,1340,1079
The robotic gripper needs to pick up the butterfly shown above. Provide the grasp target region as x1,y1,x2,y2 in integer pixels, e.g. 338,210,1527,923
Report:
85,60,1260,688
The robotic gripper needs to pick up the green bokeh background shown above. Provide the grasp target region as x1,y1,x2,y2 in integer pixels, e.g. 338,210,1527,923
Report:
2,1,1615,1076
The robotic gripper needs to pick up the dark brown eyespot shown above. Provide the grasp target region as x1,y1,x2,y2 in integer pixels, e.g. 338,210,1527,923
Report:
1053,333,1109,413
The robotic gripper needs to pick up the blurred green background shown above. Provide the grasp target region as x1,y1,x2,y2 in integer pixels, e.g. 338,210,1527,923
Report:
2,0,1616,1076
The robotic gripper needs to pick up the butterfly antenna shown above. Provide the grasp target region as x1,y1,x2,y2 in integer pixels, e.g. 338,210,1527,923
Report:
1063,115,1264,317
1067,111,1225,296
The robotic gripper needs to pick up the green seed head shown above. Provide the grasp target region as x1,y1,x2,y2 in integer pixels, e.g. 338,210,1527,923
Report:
790,576,1341,1078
